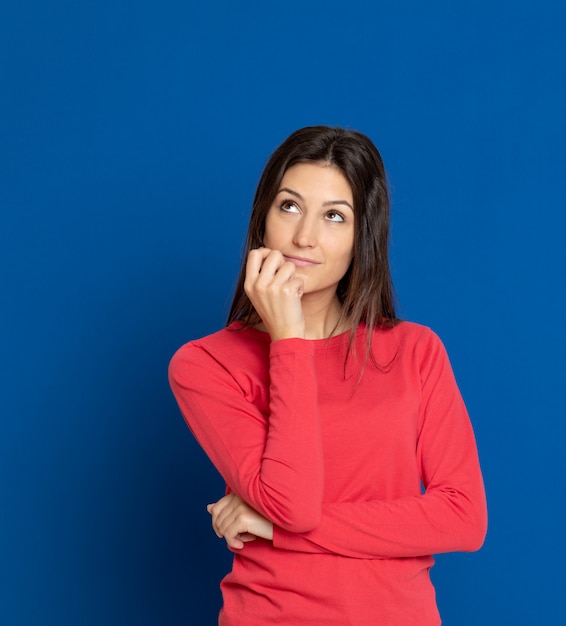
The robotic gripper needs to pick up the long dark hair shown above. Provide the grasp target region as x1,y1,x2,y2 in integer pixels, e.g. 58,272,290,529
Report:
227,125,398,359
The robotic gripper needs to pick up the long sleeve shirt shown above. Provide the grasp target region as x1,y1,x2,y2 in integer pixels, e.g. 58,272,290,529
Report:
169,320,487,625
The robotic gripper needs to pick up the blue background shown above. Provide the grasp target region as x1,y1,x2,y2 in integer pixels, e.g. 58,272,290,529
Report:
1,1,565,624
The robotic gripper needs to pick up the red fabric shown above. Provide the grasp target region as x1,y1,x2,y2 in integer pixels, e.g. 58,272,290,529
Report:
169,321,487,625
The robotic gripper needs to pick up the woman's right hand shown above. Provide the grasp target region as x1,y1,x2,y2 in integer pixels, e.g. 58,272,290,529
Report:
244,247,305,341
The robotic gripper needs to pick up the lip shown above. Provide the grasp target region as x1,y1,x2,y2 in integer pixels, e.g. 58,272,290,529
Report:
283,254,321,267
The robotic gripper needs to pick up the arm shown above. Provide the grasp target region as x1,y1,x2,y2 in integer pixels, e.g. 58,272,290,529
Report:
169,248,323,533
272,330,487,559
169,338,323,533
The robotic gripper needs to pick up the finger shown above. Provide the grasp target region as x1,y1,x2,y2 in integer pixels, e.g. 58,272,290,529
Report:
209,512,223,538
218,513,245,548
214,503,241,538
212,493,249,539
227,533,257,550
214,499,254,544
253,257,300,300
250,251,287,289
226,536,245,550
269,275,304,299
207,496,230,524
268,260,297,284
290,276,304,298
245,248,272,280
208,494,236,537
208,493,229,509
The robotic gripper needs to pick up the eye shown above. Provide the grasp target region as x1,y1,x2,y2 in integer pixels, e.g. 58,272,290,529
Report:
324,210,345,223
280,200,300,213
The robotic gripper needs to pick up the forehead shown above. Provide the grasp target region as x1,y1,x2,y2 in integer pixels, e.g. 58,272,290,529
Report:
279,162,353,201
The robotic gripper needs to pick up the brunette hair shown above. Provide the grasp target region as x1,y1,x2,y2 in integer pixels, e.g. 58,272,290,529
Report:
227,125,398,357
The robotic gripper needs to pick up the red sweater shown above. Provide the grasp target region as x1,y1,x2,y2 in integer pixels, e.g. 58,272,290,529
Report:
169,321,487,625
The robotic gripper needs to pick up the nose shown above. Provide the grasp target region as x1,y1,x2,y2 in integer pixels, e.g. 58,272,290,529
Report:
293,216,317,248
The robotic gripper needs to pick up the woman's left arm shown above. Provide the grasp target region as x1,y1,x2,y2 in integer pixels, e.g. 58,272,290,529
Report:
271,330,487,559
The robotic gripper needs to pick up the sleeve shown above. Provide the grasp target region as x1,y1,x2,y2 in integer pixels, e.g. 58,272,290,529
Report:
168,337,324,533
272,329,487,558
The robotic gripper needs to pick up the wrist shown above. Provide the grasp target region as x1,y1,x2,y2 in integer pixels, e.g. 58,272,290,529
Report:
267,324,306,342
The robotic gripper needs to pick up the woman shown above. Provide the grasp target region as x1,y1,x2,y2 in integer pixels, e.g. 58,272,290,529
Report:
169,126,487,625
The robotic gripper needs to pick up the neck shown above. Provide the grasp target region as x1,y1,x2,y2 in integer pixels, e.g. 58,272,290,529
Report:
301,294,347,340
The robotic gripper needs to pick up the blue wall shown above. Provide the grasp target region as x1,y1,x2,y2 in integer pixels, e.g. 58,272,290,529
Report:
2,1,565,624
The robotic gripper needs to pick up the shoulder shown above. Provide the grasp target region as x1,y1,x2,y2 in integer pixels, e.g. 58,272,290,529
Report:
370,320,450,372
375,320,444,350
169,322,270,381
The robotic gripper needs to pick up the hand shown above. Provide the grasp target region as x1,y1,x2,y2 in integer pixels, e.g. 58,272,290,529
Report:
207,493,274,550
244,247,305,341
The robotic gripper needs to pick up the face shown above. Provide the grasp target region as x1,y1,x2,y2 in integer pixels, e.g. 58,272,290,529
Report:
263,162,355,301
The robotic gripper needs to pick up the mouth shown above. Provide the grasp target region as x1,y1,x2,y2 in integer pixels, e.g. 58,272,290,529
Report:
283,254,321,267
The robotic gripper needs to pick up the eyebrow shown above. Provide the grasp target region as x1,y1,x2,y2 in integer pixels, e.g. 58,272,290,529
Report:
277,187,354,211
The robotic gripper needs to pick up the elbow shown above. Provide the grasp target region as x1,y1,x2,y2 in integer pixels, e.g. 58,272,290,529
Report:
289,511,322,534
269,491,322,533
458,505,488,552
443,483,488,552
277,504,321,534
438,489,488,553
463,516,488,552
458,527,486,553
258,476,323,533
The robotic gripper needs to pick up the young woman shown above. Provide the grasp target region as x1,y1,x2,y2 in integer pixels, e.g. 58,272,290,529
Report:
169,126,487,625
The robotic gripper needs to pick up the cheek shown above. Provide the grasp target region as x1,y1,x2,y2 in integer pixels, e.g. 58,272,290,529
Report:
262,212,275,246
342,252,354,272
339,236,355,267
263,210,289,249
